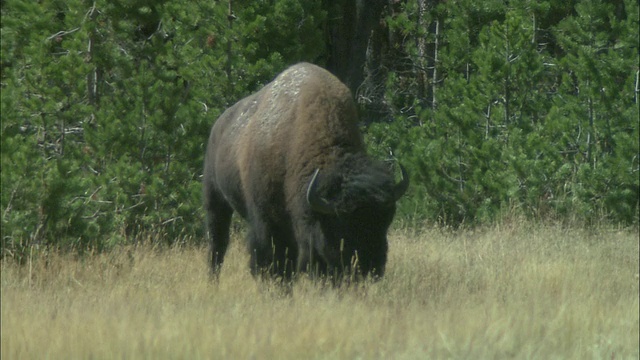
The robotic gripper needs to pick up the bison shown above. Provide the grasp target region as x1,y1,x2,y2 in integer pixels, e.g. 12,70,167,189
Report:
203,62,408,281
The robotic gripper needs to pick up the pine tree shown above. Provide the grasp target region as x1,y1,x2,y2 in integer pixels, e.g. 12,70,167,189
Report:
1,0,330,256
551,0,639,222
366,0,638,225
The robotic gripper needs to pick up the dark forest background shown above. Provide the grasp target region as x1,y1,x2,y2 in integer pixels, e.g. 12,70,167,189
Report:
2,0,638,257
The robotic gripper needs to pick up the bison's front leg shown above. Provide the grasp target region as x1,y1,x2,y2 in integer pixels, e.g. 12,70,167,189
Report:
295,233,329,279
247,220,296,282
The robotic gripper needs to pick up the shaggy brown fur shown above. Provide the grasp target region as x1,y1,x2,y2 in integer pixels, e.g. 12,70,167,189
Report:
203,63,407,281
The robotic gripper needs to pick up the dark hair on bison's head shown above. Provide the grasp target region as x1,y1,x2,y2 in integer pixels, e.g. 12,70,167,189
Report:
305,153,407,278
307,153,408,216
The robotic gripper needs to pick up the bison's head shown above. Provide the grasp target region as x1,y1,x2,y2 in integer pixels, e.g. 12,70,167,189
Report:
306,154,409,279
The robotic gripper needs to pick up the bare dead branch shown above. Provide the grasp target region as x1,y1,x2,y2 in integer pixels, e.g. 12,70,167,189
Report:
46,28,80,41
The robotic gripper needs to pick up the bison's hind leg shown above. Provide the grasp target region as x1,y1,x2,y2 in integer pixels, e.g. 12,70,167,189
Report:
205,196,233,278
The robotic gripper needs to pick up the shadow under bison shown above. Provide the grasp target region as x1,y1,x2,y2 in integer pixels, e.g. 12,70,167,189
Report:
203,62,408,282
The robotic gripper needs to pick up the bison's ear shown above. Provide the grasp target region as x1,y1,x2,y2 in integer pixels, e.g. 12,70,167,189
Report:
306,169,335,214
393,164,409,201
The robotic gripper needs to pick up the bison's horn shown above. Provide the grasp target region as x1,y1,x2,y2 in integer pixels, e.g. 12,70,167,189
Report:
393,164,410,201
306,169,334,214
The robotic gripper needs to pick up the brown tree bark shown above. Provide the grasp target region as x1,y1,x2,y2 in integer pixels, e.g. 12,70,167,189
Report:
324,0,386,96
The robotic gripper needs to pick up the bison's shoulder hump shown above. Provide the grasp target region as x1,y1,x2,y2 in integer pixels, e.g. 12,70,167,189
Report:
270,63,350,98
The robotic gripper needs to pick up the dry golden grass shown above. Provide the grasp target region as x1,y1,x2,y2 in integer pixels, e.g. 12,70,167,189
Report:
2,223,639,359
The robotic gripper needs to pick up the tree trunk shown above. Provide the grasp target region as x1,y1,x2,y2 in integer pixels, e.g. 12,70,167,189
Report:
325,0,385,96
226,0,235,88
432,17,439,110
416,0,428,104
86,2,99,106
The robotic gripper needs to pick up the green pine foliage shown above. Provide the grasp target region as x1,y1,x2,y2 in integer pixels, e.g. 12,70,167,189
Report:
1,0,327,257
368,0,638,226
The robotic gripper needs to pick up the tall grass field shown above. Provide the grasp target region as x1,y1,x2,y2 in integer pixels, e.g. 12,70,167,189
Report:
2,223,638,359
